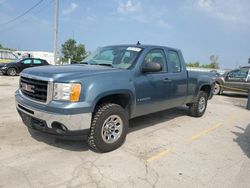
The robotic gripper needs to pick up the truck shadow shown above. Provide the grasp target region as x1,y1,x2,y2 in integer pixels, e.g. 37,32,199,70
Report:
28,106,189,152
28,129,89,152
129,106,187,133
221,92,247,99
232,124,250,158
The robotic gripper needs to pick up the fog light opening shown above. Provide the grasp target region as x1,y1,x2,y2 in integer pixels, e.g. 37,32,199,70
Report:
52,122,67,134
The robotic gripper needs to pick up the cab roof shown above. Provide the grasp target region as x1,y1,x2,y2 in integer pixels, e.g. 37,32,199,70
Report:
103,44,180,51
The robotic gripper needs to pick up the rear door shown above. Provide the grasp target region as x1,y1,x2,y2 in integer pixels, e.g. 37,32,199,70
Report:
33,59,43,67
165,50,188,106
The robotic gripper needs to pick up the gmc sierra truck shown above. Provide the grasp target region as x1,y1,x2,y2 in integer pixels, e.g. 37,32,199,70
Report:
15,44,214,152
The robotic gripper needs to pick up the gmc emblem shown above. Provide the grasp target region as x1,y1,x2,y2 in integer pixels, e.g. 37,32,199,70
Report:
21,83,35,93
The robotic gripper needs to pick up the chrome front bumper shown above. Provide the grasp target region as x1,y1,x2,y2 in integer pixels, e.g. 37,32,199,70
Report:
16,101,92,131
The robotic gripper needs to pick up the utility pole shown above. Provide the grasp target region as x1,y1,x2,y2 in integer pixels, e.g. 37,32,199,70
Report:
53,0,58,64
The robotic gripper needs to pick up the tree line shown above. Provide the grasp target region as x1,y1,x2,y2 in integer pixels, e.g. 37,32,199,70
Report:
1,40,249,67
186,55,220,69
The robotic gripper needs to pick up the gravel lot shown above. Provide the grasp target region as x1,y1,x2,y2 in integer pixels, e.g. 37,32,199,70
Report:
0,76,250,188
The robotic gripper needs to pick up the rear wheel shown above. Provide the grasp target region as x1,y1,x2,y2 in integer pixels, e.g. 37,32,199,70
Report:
188,91,208,117
88,103,128,152
7,68,17,76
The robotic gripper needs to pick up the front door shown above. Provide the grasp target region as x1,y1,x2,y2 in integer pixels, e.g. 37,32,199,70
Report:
20,59,32,72
134,48,173,117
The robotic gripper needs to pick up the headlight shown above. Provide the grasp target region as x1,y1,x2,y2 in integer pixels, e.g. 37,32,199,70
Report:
1,66,7,69
53,83,81,102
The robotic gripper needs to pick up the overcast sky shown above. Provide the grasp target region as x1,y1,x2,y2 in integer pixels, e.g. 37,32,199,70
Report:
0,0,249,68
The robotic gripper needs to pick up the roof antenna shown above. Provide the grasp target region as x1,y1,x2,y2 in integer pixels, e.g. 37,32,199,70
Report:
136,41,141,45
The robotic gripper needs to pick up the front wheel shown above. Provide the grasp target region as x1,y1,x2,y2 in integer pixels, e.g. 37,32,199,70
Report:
213,83,221,95
88,103,128,152
188,91,208,117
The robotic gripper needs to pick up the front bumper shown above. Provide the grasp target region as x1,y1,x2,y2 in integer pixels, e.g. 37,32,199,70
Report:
209,82,216,99
0,67,7,74
16,91,92,139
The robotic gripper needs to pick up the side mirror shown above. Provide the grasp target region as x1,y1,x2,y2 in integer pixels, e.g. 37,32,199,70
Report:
142,62,162,73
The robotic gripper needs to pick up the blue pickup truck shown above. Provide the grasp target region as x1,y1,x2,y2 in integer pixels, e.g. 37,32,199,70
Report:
15,44,214,152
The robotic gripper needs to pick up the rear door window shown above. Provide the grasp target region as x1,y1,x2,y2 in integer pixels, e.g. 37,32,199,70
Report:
167,51,181,73
33,59,42,64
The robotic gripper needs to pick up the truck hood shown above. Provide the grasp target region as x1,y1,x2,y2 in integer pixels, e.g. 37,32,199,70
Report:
21,64,128,81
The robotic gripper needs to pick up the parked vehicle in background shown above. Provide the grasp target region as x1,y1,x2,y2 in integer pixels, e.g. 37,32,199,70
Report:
213,67,250,95
15,51,55,65
15,44,214,152
0,58,50,76
0,49,19,63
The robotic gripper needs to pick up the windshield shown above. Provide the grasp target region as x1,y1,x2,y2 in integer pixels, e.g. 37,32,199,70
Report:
82,46,142,69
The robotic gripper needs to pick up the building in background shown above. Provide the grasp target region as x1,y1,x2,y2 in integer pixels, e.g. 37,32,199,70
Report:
0,49,19,63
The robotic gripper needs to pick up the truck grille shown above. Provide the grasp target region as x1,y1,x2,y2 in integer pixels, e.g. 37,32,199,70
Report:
20,76,48,102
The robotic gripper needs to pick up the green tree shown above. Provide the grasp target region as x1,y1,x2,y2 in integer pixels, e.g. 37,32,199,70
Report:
209,55,219,69
61,39,87,62
186,61,201,67
186,55,220,69
0,44,3,49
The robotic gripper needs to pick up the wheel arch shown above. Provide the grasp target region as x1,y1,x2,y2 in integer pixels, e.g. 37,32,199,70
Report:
199,84,212,98
92,91,135,118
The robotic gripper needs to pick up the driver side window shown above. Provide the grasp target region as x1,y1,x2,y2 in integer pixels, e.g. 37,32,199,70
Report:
143,49,167,72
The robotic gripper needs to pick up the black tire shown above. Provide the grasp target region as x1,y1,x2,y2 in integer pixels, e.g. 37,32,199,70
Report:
188,91,208,117
88,103,128,152
7,68,17,76
213,83,221,95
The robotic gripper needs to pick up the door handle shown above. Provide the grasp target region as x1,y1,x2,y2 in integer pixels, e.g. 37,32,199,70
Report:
163,78,172,82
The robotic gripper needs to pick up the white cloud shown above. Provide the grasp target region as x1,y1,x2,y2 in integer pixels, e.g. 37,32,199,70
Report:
116,0,170,29
117,0,141,13
62,2,78,15
196,0,213,11
188,0,250,26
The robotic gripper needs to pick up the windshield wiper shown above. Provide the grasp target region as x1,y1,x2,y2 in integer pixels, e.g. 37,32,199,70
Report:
81,62,113,67
80,62,88,64
96,63,113,68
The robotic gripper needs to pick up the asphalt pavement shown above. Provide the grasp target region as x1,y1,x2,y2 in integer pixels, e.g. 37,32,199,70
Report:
0,76,250,188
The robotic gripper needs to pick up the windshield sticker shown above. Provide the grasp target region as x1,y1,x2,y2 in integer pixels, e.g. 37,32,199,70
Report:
127,47,142,52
